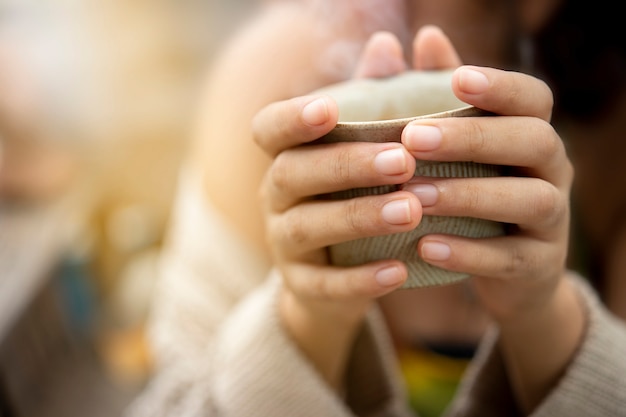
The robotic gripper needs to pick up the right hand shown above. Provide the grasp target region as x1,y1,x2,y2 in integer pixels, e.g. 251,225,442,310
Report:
252,27,459,388
254,94,421,315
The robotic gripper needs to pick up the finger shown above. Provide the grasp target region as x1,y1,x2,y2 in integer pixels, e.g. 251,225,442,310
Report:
412,25,462,70
252,95,339,157
283,260,408,300
353,31,407,79
267,142,415,212
402,115,573,188
267,191,422,255
451,66,554,121
418,235,566,281
403,176,568,238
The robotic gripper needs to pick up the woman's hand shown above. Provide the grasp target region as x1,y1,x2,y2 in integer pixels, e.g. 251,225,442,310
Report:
253,68,418,392
254,24,583,408
401,65,581,411
403,65,573,320
252,27,462,389
255,94,420,311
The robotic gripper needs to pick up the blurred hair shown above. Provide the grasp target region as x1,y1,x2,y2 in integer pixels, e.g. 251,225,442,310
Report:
534,0,626,121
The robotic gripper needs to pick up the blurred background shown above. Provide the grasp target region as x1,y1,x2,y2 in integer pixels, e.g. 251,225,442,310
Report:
0,1,257,416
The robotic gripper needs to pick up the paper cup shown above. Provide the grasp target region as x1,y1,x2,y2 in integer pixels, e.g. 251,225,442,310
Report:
314,70,504,288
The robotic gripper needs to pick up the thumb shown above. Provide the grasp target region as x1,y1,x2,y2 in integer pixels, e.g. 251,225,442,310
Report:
352,31,407,79
412,25,462,70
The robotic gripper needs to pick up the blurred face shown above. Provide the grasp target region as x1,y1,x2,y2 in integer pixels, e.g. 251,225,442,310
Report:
318,0,551,76
406,0,522,69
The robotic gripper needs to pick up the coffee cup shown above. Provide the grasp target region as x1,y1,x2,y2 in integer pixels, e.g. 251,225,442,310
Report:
314,70,504,289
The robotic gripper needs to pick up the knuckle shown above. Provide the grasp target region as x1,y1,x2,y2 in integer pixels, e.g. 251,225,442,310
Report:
344,198,368,235
531,181,565,227
307,273,328,299
460,181,483,213
266,210,308,252
506,84,522,107
282,211,309,246
464,119,492,156
504,245,530,275
535,123,561,162
329,147,354,188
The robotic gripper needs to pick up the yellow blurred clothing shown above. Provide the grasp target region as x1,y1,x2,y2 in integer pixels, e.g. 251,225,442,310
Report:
398,345,471,417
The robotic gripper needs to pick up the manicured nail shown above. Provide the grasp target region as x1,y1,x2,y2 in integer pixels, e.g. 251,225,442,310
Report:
374,148,407,175
375,266,404,287
421,241,451,261
404,183,438,207
302,98,329,126
381,199,412,225
458,68,489,94
404,124,442,151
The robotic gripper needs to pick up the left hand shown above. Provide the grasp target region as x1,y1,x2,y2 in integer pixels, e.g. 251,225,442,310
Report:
400,64,574,323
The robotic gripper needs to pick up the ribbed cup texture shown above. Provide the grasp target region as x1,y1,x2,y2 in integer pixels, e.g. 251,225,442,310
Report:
314,71,505,288
327,161,504,288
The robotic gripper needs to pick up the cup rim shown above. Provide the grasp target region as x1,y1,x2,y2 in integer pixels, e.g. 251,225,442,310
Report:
333,104,485,129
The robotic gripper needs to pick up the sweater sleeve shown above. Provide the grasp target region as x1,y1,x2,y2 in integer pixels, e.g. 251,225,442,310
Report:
211,272,414,417
211,272,353,416
128,270,414,417
445,274,626,417
123,169,414,417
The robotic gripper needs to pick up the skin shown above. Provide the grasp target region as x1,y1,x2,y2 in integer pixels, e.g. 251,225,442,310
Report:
192,2,582,414
253,29,582,412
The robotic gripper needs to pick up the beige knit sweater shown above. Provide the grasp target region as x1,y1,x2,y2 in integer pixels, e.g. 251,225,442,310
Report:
125,170,626,417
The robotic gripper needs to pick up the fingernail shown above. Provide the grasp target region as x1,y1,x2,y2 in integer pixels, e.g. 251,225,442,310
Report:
421,241,451,261
458,68,489,94
375,266,404,287
302,97,329,126
404,124,442,151
381,199,412,225
374,148,407,175
404,183,438,207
